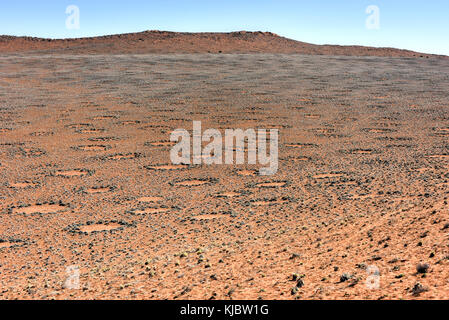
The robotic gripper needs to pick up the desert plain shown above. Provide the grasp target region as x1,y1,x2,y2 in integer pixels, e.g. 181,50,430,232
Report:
1,32,449,300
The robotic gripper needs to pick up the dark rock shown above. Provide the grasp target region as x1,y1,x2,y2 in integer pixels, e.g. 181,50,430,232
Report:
416,263,429,274
412,283,428,296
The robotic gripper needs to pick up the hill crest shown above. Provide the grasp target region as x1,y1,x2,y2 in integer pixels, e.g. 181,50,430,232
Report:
0,30,446,58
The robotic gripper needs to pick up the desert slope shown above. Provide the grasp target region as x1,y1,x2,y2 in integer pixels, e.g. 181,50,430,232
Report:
1,54,449,299
0,30,446,58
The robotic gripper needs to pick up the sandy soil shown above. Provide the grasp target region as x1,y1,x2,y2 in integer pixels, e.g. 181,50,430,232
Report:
1,51,449,300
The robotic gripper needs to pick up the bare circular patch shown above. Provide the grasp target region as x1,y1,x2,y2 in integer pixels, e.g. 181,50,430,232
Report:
10,202,70,215
254,181,287,188
432,128,449,137
313,173,343,179
215,191,245,198
8,181,39,189
304,114,321,119
65,220,133,235
191,214,224,221
137,196,164,203
348,149,373,155
145,164,189,171
74,145,111,151
83,186,114,194
236,169,259,176
80,223,121,233
413,167,431,173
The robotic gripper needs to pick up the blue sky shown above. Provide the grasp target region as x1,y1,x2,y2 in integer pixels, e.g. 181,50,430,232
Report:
0,0,448,55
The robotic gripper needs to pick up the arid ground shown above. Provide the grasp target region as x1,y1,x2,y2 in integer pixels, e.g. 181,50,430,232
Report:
1,34,449,299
